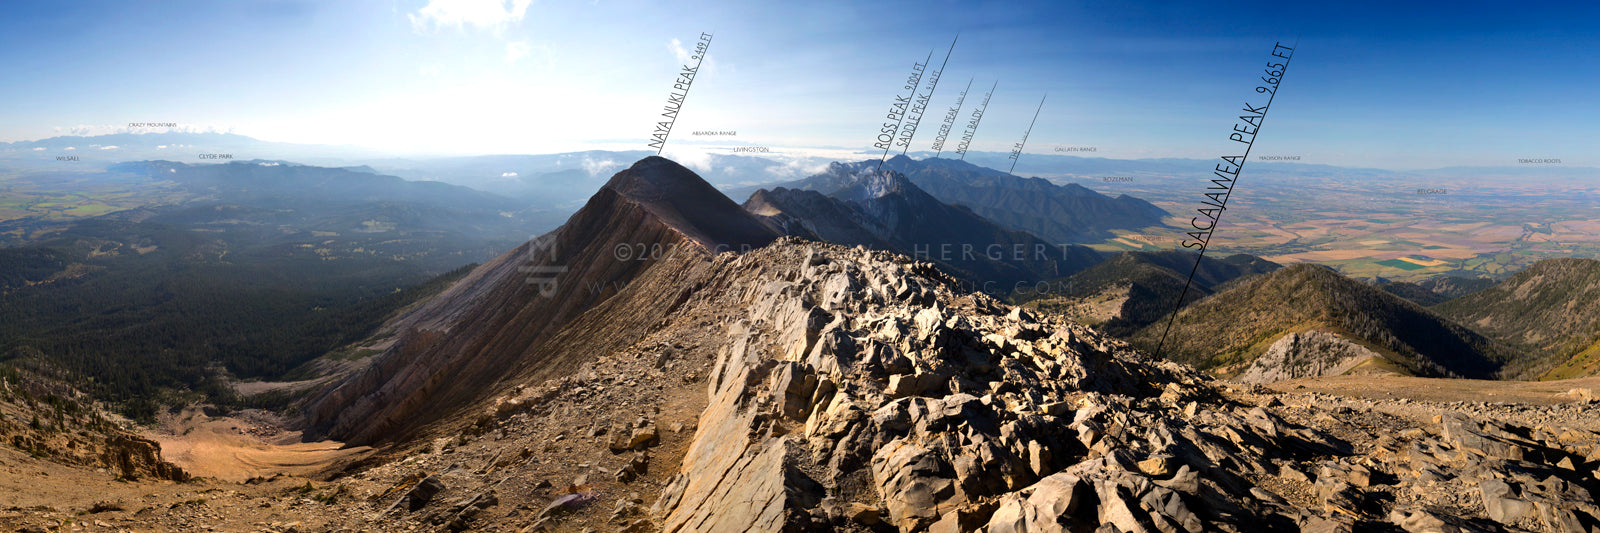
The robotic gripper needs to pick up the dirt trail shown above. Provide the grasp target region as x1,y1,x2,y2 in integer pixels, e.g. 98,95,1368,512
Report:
1270,374,1600,405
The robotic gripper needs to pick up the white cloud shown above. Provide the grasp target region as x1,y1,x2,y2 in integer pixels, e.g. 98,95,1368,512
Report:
51,123,234,137
31,147,43,151
64,146,75,150
501,171,519,177
99,145,119,150
667,38,717,77
505,41,531,63
157,145,168,149
661,147,712,173
758,155,832,180
581,156,620,176
410,0,532,33
668,38,691,64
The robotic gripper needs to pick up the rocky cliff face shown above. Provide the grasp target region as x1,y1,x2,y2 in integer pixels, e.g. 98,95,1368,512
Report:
301,156,778,446
0,374,189,482
642,241,1600,533
651,240,1279,532
744,187,893,249
1235,331,1388,385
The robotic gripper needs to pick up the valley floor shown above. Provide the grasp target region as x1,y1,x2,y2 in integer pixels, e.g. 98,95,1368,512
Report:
147,407,371,483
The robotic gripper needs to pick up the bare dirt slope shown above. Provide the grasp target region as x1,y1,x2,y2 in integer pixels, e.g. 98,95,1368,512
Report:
1272,374,1600,407
147,408,371,482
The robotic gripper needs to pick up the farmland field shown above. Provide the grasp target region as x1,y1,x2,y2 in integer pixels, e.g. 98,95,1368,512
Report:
1071,167,1600,281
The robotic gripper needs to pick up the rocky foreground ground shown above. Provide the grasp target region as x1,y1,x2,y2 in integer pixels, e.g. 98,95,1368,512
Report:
7,239,1600,532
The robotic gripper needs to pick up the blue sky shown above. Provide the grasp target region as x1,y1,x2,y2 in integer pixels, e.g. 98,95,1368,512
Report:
1,0,1597,169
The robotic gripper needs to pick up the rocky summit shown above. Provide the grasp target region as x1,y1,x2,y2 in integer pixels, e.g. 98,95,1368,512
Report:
644,240,1600,533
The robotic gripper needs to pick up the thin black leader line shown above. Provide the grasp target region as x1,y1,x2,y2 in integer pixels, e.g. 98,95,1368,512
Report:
656,32,713,156
1008,93,1046,174
934,77,975,158
959,80,998,161
1154,43,1295,359
878,48,935,170
900,34,960,156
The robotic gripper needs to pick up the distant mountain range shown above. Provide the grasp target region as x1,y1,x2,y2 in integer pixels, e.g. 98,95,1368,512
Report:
744,166,1104,291
12,132,1600,184
364,151,829,203
0,133,842,209
114,160,508,210
742,155,1169,243
107,159,549,246
0,132,393,170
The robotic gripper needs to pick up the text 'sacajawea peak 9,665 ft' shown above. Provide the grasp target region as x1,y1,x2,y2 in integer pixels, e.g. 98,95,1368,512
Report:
1156,40,1295,359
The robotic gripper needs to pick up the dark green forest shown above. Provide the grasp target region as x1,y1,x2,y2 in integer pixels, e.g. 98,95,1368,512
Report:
0,225,475,421
0,162,537,422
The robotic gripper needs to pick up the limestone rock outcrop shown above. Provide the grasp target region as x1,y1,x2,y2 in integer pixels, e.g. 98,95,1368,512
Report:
1236,331,1387,385
651,241,1600,533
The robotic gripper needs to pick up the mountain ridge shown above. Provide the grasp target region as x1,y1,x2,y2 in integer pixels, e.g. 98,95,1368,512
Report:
1131,263,1522,380
1019,250,1282,336
743,164,1105,293
1433,257,1600,379
752,155,1170,243
303,156,778,445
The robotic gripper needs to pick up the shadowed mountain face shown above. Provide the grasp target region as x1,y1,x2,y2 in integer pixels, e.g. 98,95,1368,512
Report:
600,156,781,253
303,156,779,445
1419,275,1497,301
1131,263,1522,380
1433,258,1600,379
1017,251,1282,336
743,166,1104,294
1376,274,1497,307
744,187,894,250
766,155,1169,243
1376,281,1449,307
